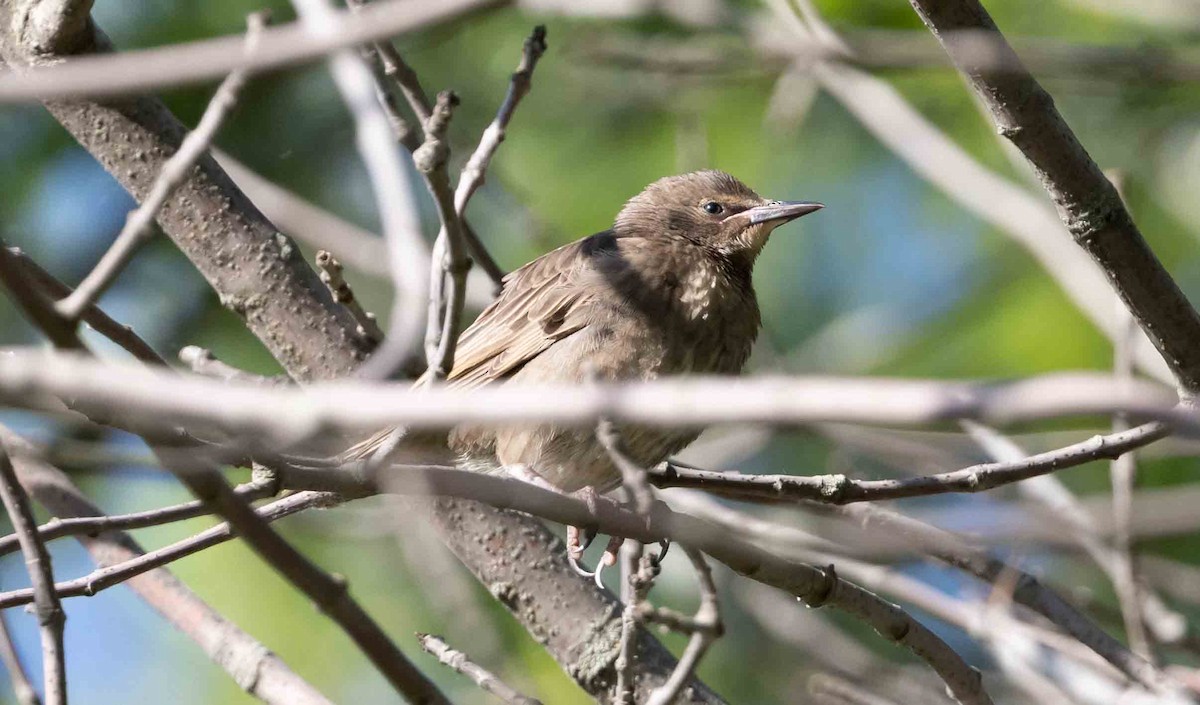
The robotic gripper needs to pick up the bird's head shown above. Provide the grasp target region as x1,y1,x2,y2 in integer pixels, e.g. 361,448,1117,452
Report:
614,170,823,262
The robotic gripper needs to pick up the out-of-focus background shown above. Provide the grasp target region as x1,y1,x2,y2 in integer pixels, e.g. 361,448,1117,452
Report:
3,0,1200,702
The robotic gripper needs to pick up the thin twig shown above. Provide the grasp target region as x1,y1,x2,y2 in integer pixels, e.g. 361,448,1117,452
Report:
54,13,266,323
2,243,166,365
153,444,448,704
646,547,722,705
0,426,334,705
0,490,329,610
451,25,547,289
599,419,654,517
0,610,39,705
345,0,433,128
314,251,384,345
291,0,429,380
1106,170,1154,660
416,633,542,705
347,3,505,288
408,90,467,380
0,446,65,705
616,544,657,705
344,0,425,151
178,346,287,386
651,421,1169,504
0,478,276,560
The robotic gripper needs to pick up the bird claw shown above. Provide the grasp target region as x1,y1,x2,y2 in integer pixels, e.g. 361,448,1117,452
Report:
566,528,622,588
653,538,670,565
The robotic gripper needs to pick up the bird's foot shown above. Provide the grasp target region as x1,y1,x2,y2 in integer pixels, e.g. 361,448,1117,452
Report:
564,486,622,586
565,489,672,588
500,467,661,588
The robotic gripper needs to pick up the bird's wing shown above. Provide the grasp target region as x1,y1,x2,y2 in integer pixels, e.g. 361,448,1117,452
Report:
447,231,614,390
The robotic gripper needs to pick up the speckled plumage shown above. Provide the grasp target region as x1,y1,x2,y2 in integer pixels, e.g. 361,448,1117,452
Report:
349,171,821,491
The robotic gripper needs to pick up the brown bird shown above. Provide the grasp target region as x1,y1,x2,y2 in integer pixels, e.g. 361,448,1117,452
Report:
350,171,820,555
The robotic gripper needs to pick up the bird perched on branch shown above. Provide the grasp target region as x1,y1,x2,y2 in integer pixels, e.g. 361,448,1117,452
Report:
348,170,821,565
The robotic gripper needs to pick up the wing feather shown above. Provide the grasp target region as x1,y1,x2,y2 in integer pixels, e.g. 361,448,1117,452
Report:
447,231,614,390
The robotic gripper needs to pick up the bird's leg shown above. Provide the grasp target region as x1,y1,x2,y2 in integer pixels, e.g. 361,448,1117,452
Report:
565,486,626,587
501,466,620,586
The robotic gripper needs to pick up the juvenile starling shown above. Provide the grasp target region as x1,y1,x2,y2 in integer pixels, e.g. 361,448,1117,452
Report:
350,170,821,516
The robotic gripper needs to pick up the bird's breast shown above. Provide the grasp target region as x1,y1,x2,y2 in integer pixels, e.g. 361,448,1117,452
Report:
648,258,759,376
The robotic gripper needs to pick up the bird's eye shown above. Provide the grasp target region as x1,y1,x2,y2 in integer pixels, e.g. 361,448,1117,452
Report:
702,201,724,215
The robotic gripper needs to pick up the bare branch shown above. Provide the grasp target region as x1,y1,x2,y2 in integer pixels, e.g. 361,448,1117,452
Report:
291,0,429,375
450,24,547,289
0,490,329,610
55,13,265,323
213,149,390,278
2,243,166,365
0,426,335,705
315,251,384,345
411,90,468,380
831,501,1177,694
0,477,276,560
599,419,654,517
907,0,1200,394
179,346,287,386
0,354,1184,443
651,421,1170,504
0,609,39,705
151,446,448,704
417,633,543,705
322,464,992,704
616,544,657,704
0,446,65,705
0,0,501,103
646,547,722,705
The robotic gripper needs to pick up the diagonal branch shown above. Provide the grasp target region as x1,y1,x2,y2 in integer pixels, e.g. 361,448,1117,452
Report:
291,0,429,376
151,446,449,704
907,0,1200,395
0,425,335,705
450,24,546,292
417,633,543,705
0,608,39,705
2,241,166,365
54,13,264,324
